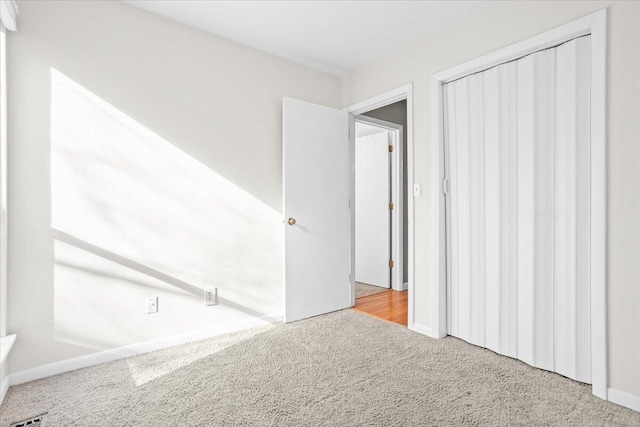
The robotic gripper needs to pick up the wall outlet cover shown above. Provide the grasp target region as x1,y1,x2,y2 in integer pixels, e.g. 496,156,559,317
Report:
204,288,218,306
146,296,158,314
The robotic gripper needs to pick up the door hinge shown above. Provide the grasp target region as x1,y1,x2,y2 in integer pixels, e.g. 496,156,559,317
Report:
442,177,449,196
389,202,394,210
388,260,394,268
388,145,394,153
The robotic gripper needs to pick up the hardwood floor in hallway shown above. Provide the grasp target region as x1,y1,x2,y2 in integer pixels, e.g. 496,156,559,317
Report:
352,289,408,326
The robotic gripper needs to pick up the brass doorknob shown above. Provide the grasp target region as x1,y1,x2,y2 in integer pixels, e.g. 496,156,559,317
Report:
287,218,296,225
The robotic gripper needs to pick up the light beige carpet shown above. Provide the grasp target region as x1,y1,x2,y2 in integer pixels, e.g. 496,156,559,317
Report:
2,310,639,426
356,282,388,299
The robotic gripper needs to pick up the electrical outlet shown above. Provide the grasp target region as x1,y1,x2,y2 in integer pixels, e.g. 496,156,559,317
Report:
204,288,218,306
146,296,158,314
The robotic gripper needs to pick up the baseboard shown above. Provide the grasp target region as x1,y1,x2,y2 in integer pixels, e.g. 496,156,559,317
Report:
9,312,281,387
0,374,9,406
608,387,640,413
410,322,447,339
410,322,432,337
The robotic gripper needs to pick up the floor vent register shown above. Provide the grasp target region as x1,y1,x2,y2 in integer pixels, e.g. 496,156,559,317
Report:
10,413,48,427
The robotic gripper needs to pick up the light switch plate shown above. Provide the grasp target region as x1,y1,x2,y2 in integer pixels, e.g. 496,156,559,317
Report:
413,182,422,198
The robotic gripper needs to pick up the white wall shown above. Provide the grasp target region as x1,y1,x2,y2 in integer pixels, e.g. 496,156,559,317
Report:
342,0,640,398
6,0,340,374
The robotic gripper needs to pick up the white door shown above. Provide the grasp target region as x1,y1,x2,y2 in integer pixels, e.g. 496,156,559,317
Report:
445,36,591,383
283,97,351,323
355,130,390,288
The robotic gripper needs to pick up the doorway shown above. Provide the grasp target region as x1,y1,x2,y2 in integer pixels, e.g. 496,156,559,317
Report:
282,84,416,330
352,100,409,327
354,121,392,296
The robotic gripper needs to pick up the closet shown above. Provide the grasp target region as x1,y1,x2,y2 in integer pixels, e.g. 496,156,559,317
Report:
444,35,591,383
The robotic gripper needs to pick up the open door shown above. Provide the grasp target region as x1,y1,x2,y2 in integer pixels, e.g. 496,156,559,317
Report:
354,129,390,288
283,97,352,323
354,115,404,292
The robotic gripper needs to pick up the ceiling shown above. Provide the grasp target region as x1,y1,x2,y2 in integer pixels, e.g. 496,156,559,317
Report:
122,1,492,76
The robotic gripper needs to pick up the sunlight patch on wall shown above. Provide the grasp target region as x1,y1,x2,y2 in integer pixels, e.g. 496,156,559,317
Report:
50,69,282,349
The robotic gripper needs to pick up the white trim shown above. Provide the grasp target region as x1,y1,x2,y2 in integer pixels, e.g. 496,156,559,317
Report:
348,114,356,307
0,0,18,31
354,115,404,291
0,23,7,339
432,11,597,83
430,9,608,399
410,322,433,337
588,8,608,401
8,313,280,386
430,77,448,339
0,333,15,364
0,373,9,406
346,83,415,329
608,388,640,413
347,85,410,116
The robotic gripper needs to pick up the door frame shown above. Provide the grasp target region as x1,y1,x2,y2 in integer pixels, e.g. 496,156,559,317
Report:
430,9,607,399
346,83,415,328
354,115,404,292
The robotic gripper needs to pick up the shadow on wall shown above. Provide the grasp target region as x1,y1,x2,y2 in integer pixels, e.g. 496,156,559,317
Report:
50,69,282,351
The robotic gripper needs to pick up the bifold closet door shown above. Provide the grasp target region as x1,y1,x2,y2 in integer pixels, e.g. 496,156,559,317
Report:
444,36,591,383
